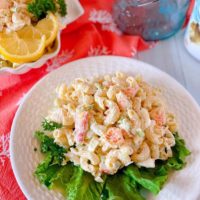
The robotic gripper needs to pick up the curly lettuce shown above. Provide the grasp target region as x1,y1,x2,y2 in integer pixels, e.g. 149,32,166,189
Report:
34,124,190,200
102,172,145,200
166,132,191,170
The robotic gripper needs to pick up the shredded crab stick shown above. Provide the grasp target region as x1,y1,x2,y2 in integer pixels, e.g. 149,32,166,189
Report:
150,107,166,126
105,127,125,145
75,111,89,143
123,85,139,98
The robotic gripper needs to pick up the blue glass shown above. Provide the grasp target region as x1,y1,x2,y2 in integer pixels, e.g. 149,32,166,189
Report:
113,0,190,41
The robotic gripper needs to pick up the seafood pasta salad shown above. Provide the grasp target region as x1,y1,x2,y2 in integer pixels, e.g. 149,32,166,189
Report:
34,72,190,200
0,0,67,68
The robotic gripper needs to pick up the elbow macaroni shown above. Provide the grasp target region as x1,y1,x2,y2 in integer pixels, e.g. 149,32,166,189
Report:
46,72,177,182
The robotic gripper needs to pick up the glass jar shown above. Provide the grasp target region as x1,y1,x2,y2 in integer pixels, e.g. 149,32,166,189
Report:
184,0,200,60
113,0,190,41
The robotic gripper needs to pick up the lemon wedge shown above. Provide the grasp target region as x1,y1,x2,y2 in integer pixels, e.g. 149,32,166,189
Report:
0,13,59,64
36,13,59,47
0,26,46,64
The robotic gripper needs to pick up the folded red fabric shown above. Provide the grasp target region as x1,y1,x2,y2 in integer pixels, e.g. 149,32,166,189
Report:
0,0,194,199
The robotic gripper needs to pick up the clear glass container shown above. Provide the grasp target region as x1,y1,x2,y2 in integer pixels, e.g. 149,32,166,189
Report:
113,0,190,41
184,0,200,61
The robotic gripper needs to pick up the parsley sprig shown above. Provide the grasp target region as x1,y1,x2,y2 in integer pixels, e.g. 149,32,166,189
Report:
42,119,62,131
28,0,67,20
35,131,66,165
57,0,67,16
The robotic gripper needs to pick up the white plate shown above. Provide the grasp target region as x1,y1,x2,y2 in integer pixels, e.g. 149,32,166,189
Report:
0,0,84,75
10,56,200,200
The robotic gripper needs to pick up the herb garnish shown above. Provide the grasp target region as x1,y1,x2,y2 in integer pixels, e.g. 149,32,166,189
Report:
35,131,66,165
57,0,67,16
28,0,67,20
42,119,62,131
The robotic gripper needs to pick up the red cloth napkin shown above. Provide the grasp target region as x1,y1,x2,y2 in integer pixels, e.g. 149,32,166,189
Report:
0,0,194,199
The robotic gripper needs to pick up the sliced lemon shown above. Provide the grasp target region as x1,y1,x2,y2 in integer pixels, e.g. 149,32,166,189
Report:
35,12,59,47
0,26,46,64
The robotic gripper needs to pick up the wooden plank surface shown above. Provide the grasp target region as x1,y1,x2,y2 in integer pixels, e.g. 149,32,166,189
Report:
138,30,200,105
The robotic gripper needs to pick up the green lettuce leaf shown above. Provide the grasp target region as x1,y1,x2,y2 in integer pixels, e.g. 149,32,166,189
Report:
166,132,191,170
35,162,104,200
124,165,168,195
35,159,63,188
34,129,190,199
34,131,67,188
123,133,191,195
35,162,76,190
66,166,105,200
35,130,104,199
102,172,145,200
